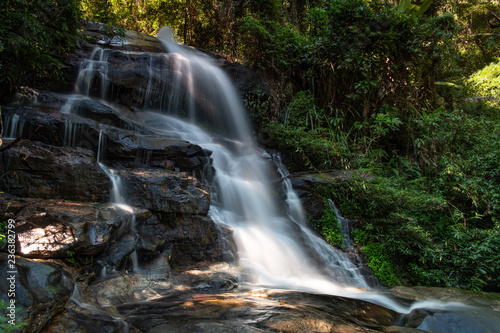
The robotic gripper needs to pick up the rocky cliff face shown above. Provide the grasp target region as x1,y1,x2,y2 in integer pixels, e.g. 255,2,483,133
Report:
0,21,244,332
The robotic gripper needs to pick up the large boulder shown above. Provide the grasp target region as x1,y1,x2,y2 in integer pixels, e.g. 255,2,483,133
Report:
162,214,232,266
1,106,212,172
0,253,74,333
0,139,110,202
390,286,500,331
0,196,136,258
288,170,374,221
119,168,210,215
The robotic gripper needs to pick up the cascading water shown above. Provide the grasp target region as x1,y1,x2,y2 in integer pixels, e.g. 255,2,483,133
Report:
147,28,479,316
327,199,354,249
2,114,25,140
150,27,368,292
61,53,140,274
139,112,372,293
47,27,500,331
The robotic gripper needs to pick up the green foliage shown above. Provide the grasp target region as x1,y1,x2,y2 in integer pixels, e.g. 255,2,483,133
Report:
307,1,458,124
80,1,242,55
260,122,346,172
468,61,500,97
0,299,28,332
238,16,306,78
255,2,500,291
315,164,499,290
398,0,433,16
0,0,80,97
314,204,343,248
353,232,402,286
63,250,93,267
0,220,6,245
433,1,500,74
284,91,325,130
79,0,120,26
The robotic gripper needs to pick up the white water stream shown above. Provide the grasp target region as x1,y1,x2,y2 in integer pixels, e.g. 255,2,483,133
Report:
150,28,486,318
148,28,422,311
50,27,495,327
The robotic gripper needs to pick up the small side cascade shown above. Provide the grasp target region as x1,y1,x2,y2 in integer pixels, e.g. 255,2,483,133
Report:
63,119,83,147
96,129,140,272
75,47,110,99
97,130,130,208
327,199,354,249
69,286,130,332
272,153,371,289
62,47,110,115
273,154,306,226
2,114,26,140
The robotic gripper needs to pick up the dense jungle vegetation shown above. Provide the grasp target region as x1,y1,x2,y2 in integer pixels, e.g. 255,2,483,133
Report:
1,0,499,291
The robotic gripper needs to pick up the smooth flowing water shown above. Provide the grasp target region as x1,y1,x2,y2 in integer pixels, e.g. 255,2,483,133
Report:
50,27,500,331
151,27,373,293
149,29,497,320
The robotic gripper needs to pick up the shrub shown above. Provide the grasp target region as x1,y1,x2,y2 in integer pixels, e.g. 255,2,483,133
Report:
0,0,80,100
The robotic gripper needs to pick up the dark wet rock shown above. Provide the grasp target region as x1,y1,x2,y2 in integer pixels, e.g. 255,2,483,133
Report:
60,22,269,108
389,286,500,311
81,20,167,53
98,126,212,172
0,139,110,202
287,172,335,221
288,171,374,221
388,286,500,331
112,289,421,333
1,106,99,148
119,168,210,215
136,232,165,259
0,253,74,333
68,98,152,134
94,207,236,272
8,87,68,112
163,215,227,266
1,106,212,172
94,208,161,272
60,21,167,93
0,196,137,258
43,309,129,333
96,228,137,274
43,293,131,333
134,210,237,267
219,59,270,99
135,212,169,257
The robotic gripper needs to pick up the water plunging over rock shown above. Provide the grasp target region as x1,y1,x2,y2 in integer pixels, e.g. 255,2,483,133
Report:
1,23,500,333
154,27,372,293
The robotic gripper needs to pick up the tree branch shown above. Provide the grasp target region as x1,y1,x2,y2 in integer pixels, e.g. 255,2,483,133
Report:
488,8,500,29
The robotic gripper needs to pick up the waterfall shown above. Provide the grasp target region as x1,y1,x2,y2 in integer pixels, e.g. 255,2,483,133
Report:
153,27,253,143
62,69,139,274
152,28,371,293
2,114,25,139
55,27,473,317
327,199,354,249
